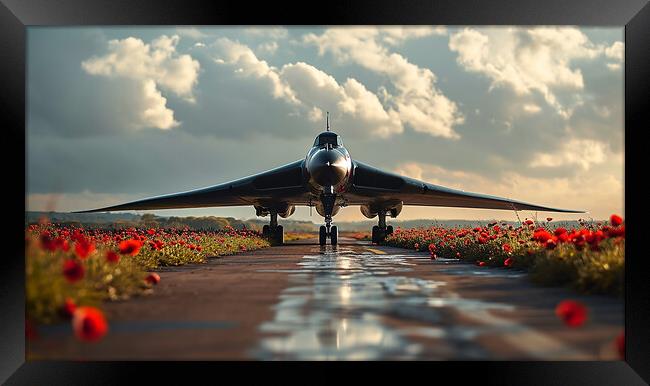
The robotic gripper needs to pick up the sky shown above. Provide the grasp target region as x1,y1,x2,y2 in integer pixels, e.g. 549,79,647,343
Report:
26,26,624,222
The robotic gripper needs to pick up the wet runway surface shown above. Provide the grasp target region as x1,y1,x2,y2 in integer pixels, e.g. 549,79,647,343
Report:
28,238,624,360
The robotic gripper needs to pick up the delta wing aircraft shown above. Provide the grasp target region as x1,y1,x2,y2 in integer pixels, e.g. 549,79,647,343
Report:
80,114,583,245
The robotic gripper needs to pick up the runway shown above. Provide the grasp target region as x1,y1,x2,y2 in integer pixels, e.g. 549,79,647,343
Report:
27,237,623,360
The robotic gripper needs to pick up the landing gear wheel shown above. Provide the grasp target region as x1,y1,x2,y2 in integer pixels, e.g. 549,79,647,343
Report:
371,225,379,244
319,225,327,246
386,225,394,236
274,225,284,245
262,225,270,238
330,226,338,245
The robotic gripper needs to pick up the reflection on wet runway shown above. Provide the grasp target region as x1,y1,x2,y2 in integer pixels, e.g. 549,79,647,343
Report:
252,245,529,360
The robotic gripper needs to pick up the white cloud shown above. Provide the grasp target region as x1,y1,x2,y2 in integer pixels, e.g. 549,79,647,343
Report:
529,138,608,170
139,79,179,129
213,38,298,103
380,26,447,45
449,27,609,119
605,41,624,71
605,41,624,61
303,27,464,139
213,38,402,137
82,35,200,130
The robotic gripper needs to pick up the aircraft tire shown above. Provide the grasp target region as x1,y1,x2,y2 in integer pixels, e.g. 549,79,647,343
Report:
319,226,327,246
371,225,379,244
275,225,284,245
386,225,394,236
330,226,338,245
262,225,270,238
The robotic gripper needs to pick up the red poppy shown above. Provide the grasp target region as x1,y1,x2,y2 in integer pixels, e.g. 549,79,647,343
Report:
555,300,588,327
610,214,623,226
147,228,156,235
40,231,57,252
72,306,108,342
119,239,143,256
524,219,534,225
477,261,486,267
51,237,70,252
62,259,84,283
616,331,624,359
145,273,161,285
502,243,512,253
74,237,95,259
106,250,120,264
504,257,513,267
533,229,553,243
60,297,76,319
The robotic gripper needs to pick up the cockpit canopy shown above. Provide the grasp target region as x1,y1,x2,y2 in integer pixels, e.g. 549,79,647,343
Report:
313,131,342,147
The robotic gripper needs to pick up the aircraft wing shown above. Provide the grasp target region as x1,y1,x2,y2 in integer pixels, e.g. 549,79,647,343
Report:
345,160,584,213
76,160,310,212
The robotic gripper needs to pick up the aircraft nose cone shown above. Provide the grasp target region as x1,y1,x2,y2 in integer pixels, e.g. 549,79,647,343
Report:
308,149,348,187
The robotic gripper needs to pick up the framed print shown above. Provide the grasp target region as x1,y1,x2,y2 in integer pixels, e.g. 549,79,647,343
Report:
2,0,649,384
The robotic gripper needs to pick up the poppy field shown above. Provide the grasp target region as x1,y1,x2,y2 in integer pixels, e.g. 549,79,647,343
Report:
25,223,269,341
383,215,625,296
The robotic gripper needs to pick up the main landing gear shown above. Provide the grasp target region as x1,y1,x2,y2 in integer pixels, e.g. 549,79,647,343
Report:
371,211,393,244
262,212,284,245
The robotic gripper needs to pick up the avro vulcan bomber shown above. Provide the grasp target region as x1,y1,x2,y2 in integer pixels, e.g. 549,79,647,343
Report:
81,114,582,245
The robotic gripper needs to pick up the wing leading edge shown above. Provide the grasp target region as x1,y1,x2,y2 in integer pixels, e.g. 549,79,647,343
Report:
76,160,309,213
346,160,585,213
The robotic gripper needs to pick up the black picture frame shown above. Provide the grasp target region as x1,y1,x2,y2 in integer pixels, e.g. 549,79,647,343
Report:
2,0,648,384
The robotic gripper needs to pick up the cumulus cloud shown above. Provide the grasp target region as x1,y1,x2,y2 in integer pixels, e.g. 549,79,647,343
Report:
605,41,624,61
82,35,200,129
529,138,609,170
448,27,615,119
605,41,624,71
213,38,403,137
303,27,464,139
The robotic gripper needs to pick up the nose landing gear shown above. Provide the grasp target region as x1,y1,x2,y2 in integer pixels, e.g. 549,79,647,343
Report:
318,190,338,246
262,212,284,245
319,215,338,246
371,211,393,244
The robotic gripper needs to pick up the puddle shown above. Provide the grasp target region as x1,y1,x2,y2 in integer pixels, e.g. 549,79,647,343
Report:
251,245,524,360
